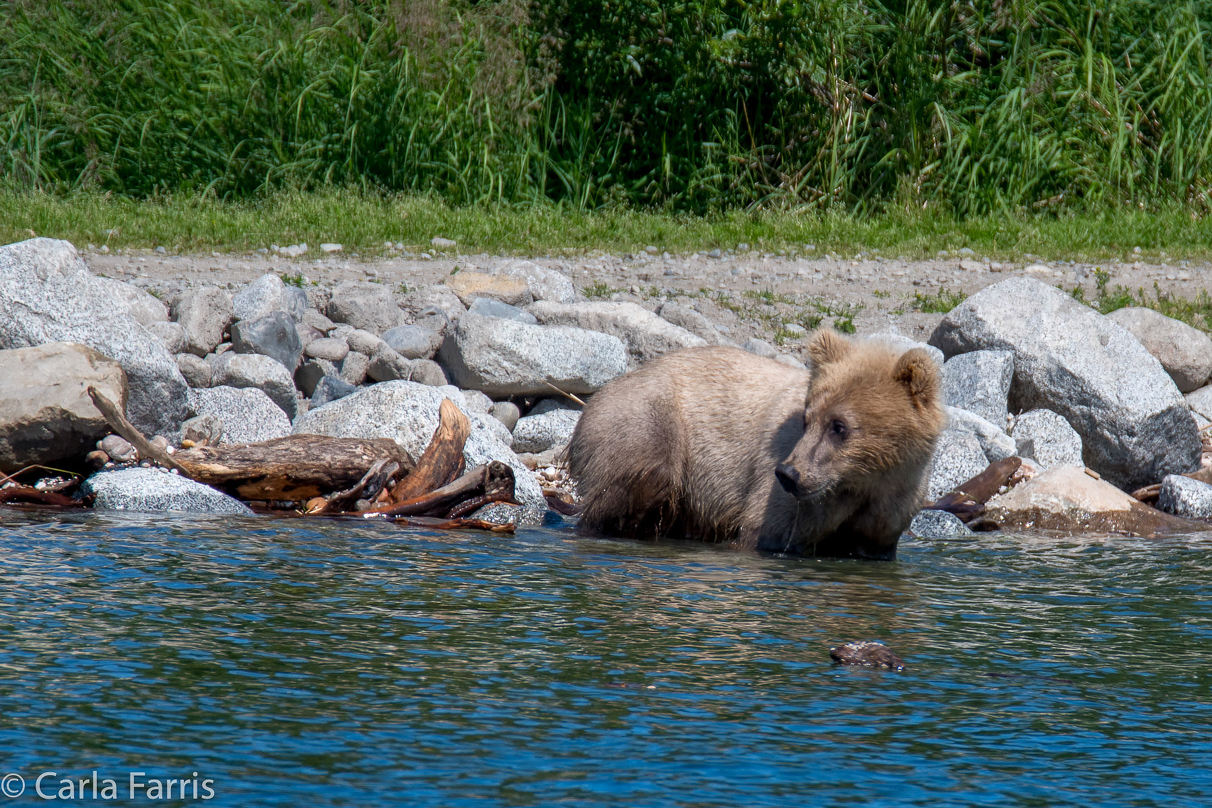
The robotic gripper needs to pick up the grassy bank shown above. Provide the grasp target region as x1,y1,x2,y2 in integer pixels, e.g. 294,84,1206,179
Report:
3,0,1211,213
4,189,1212,261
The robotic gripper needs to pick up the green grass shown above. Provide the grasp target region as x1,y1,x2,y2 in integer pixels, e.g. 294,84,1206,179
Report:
6,188,1212,261
1070,265,1212,332
912,287,970,314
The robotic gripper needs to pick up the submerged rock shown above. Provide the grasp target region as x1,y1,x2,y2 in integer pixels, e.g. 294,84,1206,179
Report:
830,641,905,671
909,509,974,539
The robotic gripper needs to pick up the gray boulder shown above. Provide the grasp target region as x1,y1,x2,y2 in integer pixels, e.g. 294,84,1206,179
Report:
95,277,169,327
467,297,538,324
0,238,188,437
461,389,494,415
908,509,974,538
339,351,370,387
368,346,414,382
232,274,308,323
326,281,402,334
929,277,1200,489
383,320,445,360
294,381,545,521
657,301,725,345
294,359,337,397
310,376,358,409
1010,409,1083,469
210,352,298,419
398,285,466,323
176,354,213,388
512,407,581,453
302,308,336,334
1186,384,1212,422
410,359,448,387
1157,474,1212,519
83,467,253,515
1107,307,1212,393
490,401,521,432
528,300,706,365
438,312,628,396
172,285,233,357
188,386,291,444
943,350,1014,426
926,429,990,501
945,406,1017,463
231,311,304,371
345,328,386,356
145,321,186,355
0,343,127,472
742,338,778,358
497,261,576,303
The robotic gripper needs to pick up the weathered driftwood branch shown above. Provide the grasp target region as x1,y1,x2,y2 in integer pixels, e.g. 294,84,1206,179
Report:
389,399,469,503
87,386,189,474
927,456,1022,522
0,487,81,507
363,461,517,519
176,435,413,502
308,458,402,514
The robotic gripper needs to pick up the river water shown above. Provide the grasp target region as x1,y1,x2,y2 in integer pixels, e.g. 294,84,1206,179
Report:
0,511,1209,806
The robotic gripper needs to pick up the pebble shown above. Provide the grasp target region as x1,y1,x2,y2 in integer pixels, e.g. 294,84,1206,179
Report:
431,237,457,250
320,243,343,254
99,435,137,463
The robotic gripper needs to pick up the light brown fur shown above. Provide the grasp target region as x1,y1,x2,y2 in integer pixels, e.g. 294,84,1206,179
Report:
565,331,945,559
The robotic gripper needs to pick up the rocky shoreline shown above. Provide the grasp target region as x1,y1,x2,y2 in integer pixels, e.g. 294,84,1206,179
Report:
4,236,1212,541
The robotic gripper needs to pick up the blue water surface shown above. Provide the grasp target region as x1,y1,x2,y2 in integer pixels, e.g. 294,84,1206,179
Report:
0,511,1210,806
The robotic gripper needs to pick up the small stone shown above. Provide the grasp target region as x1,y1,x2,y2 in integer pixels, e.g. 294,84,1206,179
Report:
644,245,659,255
85,450,109,470
231,311,304,371
340,351,370,387
909,509,974,538
176,353,213,388
467,296,538,324
783,323,808,337
100,435,137,463
707,248,722,259
154,245,167,255
320,242,343,254
1023,263,1053,274
431,237,457,250
1158,474,1212,519
305,337,350,363
490,401,521,432
829,641,904,671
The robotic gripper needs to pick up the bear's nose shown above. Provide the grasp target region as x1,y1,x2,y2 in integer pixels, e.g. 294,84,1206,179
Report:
775,463,800,494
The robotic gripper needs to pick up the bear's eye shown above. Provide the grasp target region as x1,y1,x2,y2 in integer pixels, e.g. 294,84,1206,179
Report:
830,419,849,439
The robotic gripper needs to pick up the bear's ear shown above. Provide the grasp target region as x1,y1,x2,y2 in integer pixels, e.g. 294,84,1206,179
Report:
806,329,850,369
894,348,940,407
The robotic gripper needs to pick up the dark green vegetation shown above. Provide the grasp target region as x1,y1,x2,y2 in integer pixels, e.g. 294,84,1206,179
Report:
1072,266,1212,329
3,0,1212,215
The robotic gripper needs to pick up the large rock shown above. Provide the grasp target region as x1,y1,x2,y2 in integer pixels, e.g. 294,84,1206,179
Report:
398,285,466,323
942,350,1013,426
528,300,706,365
657,301,725,345
95,278,169,327
326,281,402,334
210,352,298,419
986,466,1206,535
188,386,292,445
0,238,189,437
293,381,545,521
383,316,446,359
1009,409,1083,469
467,297,538,324
1157,474,1212,519
176,353,213,388
232,274,308,323
512,407,581,454
1106,307,1212,393
1186,384,1212,422
926,429,989,501
0,343,127,472
908,509,974,538
945,406,1017,463
445,272,532,307
929,277,1200,489
82,467,253,515
145,321,186,355
496,261,576,303
438,312,628,396
231,311,304,371
172,285,233,357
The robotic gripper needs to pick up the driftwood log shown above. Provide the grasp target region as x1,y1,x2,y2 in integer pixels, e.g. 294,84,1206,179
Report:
389,399,469,503
363,461,518,519
927,456,1023,524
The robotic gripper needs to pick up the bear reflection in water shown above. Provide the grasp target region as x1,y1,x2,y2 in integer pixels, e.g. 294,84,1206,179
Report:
567,331,945,560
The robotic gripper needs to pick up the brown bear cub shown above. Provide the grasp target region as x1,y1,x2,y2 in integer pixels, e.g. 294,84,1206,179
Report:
565,330,945,559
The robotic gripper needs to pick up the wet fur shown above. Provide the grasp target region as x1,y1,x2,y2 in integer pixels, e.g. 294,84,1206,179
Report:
565,335,944,559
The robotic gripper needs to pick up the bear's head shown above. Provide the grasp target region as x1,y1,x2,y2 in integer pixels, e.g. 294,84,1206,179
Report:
774,330,944,506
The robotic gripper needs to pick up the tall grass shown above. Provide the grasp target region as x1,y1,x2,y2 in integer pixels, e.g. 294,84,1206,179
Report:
2,0,1211,214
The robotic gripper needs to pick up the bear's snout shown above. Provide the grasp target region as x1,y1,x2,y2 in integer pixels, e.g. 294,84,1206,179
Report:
775,463,801,494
